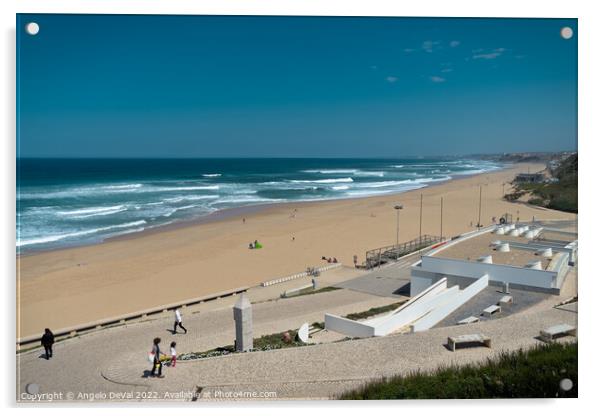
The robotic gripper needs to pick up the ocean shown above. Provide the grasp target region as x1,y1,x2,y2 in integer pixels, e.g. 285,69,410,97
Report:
16,158,503,253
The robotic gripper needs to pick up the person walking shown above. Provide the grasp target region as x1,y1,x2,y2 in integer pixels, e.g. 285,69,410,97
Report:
41,328,54,360
150,337,164,378
170,341,177,367
173,308,187,334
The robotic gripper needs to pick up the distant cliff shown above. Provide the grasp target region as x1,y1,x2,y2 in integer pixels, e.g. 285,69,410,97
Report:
504,153,577,213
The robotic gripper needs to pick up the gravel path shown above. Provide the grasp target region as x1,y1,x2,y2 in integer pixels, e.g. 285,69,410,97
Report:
18,267,577,403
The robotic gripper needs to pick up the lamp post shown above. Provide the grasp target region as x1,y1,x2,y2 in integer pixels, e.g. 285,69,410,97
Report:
477,186,482,229
419,194,423,243
440,197,443,240
394,205,404,246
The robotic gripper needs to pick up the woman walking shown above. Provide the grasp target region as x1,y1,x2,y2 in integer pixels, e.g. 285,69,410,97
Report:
150,337,164,378
41,328,54,360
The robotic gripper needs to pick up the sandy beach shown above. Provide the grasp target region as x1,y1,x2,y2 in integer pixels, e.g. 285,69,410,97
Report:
17,163,576,337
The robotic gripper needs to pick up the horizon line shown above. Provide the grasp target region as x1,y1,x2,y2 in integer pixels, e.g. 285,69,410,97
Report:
16,151,576,160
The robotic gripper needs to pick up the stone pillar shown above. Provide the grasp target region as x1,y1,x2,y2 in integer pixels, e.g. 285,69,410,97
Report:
504,282,511,294
233,293,253,352
312,278,318,290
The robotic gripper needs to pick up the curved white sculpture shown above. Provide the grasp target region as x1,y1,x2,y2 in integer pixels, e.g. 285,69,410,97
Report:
509,229,520,237
526,260,543,270
496,243,510,252
477,255,493,264
537,247,553,258
297,323,310,343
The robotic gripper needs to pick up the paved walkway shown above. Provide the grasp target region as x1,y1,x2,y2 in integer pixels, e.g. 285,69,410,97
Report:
100,294,577,400
17,264,578,403
17,284,395,402
335,252,421,297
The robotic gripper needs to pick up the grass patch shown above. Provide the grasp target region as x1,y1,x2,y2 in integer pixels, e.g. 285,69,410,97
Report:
344,301,407,321
505,154,577,213
312,321,325,330
178,328,308,360
340,342,577,399
178,301,409,361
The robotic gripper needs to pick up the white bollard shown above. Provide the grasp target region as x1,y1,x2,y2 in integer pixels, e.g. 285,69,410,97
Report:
233,294,253,352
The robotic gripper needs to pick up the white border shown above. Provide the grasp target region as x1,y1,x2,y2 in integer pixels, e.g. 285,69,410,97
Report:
3,1,601,415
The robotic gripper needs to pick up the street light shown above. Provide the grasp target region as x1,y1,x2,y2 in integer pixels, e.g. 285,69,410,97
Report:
394,205,404,246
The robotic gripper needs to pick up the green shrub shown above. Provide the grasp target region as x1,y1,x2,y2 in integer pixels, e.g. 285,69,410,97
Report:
340,342,577,399
508,155,577,213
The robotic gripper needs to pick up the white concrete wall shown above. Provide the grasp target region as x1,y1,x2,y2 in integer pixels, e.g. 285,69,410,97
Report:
548,252,570,288
424,225,496,258
325,278,449,338
372,287,458,336
324,313,375,338
419,256,557,289
410,275,439,297
410,274,489,332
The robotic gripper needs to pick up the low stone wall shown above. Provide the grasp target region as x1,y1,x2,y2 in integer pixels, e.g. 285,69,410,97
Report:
17,286,249,350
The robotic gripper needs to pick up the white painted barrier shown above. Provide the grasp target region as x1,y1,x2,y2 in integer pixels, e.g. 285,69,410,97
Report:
324,313,376,338
411,274,489,332
418,256,557,289
260,263,342,287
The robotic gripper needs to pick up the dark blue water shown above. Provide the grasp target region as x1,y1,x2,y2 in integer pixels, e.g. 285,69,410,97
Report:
17,158,502,252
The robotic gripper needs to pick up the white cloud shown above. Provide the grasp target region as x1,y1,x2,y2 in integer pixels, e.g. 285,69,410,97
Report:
450,40,461,47
403,48,415,53
386,76,398,83
441,68,453,73
472,47,507,60
430,76,446,83
422,40,440,53
472,52,501,60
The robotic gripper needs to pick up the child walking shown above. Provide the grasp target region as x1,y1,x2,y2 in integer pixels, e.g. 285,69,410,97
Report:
170,341,177,367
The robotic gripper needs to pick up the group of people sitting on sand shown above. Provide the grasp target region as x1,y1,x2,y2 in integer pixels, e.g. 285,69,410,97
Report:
321,256,338,263
248,240,263,249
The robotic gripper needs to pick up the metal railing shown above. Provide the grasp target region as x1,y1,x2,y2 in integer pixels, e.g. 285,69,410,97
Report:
365,235,445,269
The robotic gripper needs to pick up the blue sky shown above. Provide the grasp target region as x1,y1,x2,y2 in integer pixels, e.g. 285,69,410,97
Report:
17,15,577,158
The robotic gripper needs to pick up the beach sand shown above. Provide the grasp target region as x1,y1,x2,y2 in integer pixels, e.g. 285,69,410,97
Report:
17,163,576,337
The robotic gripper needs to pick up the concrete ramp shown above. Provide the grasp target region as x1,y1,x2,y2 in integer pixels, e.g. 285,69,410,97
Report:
410,274,489,332
325,275,489,338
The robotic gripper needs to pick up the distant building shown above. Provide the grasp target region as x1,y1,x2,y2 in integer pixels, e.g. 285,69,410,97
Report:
515,173,545,184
